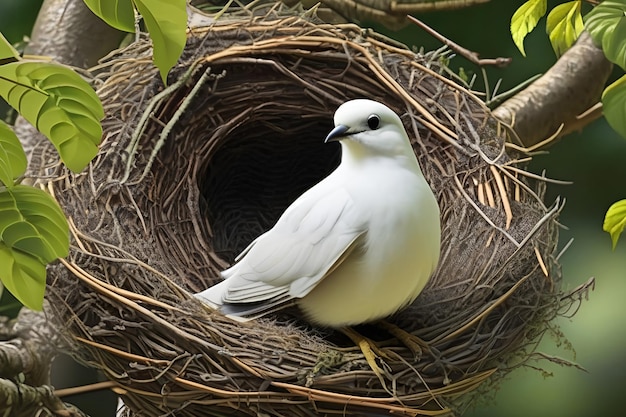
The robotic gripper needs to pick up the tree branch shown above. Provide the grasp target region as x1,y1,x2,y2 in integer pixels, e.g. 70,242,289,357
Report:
283,0,492,29
0,307,83,416
0,378,89,417
0,308,60,386
407,15,512,67
492,32,612,148
25,0,126,68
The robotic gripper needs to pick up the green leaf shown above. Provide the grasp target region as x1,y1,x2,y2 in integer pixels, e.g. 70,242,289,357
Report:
604,19,626,70
83,0,136,32
0,61,103,172
546,1,584,56
0,185,69,311
0,244,46,310
0,185,69,264
132,0,187,83
0,121,27,188
82,0,187,83
511,0,547,57
604,199,626,249
602,74,626,140
0,32,20,64
585,0,626,70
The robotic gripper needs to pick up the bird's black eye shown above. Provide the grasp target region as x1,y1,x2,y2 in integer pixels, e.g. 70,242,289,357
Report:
367,114,380,130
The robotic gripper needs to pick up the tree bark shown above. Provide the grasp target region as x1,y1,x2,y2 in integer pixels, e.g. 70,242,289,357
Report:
283,0,492,29
0,379,88,417
0,308,59,386
492,32,612,148
0,307,85,417
25,0,126,68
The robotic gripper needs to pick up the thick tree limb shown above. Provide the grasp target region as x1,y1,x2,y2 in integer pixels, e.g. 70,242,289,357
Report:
283,0,492,29
493,32,612,149
0,307,81,416
0,378,88,417
0,308,60,386
25,0,126,68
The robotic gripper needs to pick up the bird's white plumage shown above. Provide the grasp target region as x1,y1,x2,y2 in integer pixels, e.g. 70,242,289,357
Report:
195,99,441,327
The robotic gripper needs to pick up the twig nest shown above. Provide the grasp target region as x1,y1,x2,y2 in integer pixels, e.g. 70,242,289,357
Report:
36,5,590,417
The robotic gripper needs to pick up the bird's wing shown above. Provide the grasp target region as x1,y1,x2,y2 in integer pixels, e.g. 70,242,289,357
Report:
220,187,367,305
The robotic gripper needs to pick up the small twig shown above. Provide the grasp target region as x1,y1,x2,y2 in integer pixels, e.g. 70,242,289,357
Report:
271,381,450,416
131,66,221,185
498,165,573,185
556,238,574,261
557,101,604,138
212,0,235,20
489,165,513,230
487,73,543,108
120,62,200,184
407,15,512,68
453,176,520,247
55,381,120,398
436,273,532,344
505,123,565,153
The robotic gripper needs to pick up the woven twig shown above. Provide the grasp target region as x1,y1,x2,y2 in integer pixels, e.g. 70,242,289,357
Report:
31,5,591,417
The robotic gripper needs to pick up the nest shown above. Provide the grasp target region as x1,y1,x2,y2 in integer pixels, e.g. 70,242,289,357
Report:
32,5,590,417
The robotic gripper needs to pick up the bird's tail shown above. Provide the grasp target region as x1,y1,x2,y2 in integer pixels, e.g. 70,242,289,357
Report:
194,280,226,310
194,281,296,323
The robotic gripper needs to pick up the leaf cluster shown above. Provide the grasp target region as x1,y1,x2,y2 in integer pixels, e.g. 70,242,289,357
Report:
0,33,103,310
511,0,585,57
585,1,626,248
83,0,187,83
512,1,626,249
586,1,626,140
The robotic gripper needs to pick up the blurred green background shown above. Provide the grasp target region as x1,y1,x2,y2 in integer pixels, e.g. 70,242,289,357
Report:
2,1,624,416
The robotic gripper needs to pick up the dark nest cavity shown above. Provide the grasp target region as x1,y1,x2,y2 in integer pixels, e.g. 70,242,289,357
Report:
196,101,341,261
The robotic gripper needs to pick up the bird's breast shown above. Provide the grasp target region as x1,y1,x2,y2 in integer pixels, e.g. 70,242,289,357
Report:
298,164,441,327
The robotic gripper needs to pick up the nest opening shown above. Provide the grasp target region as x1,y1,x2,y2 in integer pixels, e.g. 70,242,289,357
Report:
198,114,341,261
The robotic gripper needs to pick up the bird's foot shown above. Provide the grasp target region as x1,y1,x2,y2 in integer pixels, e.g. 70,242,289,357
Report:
376,320,430,361
340,327,394,383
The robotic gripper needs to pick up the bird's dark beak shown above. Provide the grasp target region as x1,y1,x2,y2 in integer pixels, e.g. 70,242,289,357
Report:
325,125,350,143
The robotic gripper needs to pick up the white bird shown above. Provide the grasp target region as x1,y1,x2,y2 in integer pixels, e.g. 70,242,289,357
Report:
196,99,441,327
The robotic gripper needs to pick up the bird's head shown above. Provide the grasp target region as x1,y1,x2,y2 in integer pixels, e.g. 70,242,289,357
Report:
325,99,414,161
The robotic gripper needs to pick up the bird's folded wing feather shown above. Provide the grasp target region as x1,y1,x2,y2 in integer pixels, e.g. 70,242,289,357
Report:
220,187,367,305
